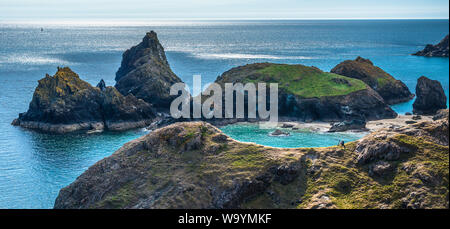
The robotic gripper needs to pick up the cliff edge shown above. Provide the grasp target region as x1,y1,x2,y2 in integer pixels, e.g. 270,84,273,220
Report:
54,110,448,209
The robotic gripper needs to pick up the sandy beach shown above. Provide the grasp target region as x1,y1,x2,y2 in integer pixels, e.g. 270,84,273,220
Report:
275,114,433,133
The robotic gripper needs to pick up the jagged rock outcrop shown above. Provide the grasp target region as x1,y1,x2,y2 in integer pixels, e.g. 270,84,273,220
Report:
413,76,447,115
54,113,448,209
331,57,414,104
12,67,155,133
115,31,183,109
96,79,106,91
208,63,396,122
413,35,449,57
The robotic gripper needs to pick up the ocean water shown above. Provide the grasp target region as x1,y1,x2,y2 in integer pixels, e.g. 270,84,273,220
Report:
0,20,448,208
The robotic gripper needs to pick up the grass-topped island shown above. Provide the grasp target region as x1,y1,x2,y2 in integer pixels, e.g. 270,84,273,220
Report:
214,63,397,122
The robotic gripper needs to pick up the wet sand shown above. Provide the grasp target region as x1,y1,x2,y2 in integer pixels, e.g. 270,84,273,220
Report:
275,115,433,133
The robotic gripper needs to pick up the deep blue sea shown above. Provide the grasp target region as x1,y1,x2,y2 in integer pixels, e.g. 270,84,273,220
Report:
0,20,448,208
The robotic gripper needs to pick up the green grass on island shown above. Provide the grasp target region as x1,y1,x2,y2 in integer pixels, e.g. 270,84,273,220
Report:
244,64,368,98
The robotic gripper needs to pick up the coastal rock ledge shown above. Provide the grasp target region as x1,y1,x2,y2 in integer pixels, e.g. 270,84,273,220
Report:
413,35,449,57
12,67,155,133
54,111,448,209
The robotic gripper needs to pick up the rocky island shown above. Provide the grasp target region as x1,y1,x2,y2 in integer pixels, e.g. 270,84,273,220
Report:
54,110,449,209
12,67,155,133
12,31,184,133
115,31,184,110
413,76,447,115
413,35,449,57
331,57,414,104
211,63,397,122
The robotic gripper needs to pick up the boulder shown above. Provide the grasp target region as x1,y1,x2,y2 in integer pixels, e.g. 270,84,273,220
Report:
331,57,414,104
269,129,290,136
413,76,447,115
115,31,184,109
412,115,422,120
413,35,449,57
369,161,393,177
328,119,367,132
281,123,294,128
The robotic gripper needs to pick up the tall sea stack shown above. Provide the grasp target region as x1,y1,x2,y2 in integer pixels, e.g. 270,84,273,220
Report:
115,31,184,110
413,76,447,115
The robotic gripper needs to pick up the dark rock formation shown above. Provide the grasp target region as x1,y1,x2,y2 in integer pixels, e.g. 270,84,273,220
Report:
210,63,397,122
413,76,447,115
281,123,294,128
96,79,106,91
115,31,183,109
54,116,448,209
413,35,449,57
328,119,367,132
412,115,422,120
331,57,414,104
12,67,155,133
269,129,290,136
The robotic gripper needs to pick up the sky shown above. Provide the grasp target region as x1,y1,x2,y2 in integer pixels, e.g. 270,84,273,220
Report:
0,0,448,22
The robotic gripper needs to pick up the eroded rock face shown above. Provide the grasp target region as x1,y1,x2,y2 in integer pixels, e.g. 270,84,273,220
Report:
413,35,449,57
331,57,414,104
115,31,183,109
413,76,447,115
54,114,448,209
210,63,397,122
12,67,155,133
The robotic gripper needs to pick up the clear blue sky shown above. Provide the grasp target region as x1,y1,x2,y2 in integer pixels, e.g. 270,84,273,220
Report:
0,0,448,22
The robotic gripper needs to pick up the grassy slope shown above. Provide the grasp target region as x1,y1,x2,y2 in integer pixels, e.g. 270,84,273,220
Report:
84,118,448,209
244,64,367,98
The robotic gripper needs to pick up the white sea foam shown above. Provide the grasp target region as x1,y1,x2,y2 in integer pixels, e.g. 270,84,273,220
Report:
193,53,314,60
0,54,70,65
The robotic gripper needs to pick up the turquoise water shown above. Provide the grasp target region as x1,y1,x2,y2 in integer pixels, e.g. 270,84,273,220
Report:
220,123,366,148
0,20,448,208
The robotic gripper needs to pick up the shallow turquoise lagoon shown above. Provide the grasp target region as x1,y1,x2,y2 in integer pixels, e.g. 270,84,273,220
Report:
220,123,366,148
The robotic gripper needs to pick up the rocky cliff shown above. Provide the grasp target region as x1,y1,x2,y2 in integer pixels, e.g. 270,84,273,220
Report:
413,76,447,115
331,57,414,104
115,31,183,109
413,35,449,57
54,112,449,209
209,63,396,122
12,67,155,133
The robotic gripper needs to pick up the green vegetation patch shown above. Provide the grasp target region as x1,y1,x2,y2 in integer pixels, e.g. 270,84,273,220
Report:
249,64,367,98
